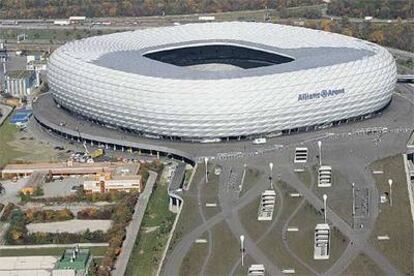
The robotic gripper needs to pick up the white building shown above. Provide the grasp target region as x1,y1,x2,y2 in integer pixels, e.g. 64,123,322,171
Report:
257,190,276,221
314,223,330,260
248,264,265,276
318,166,333,187
5,70,36,98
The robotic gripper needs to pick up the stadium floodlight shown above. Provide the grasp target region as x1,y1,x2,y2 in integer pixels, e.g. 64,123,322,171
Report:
318,141,322,166
240,235,245,267
323,194,328,223
204,157,208,183
388,179,393,206
352,183,355,218
269,162,274,189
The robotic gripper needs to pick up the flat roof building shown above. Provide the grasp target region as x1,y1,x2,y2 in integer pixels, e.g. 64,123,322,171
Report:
1,161,131,179
83,163,142,193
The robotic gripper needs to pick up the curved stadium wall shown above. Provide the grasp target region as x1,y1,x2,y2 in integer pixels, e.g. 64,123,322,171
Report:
47,22,397,139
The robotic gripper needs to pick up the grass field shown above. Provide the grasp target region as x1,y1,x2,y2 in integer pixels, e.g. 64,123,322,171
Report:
369,155,414,275
341,253,385,276
180,222,241,276
0,112,64,167
204,221,240,275
125,179,176,276
0,246,107,257
179,231,209,276
0,117,23,167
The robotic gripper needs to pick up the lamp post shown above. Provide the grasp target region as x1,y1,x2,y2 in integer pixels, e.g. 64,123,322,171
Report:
352,183,355,218
323,194,328,223
240,163,247,191
318,140,322,166
269,162,274,189
240,235,245,267
388,179,393,207
204,157,208,183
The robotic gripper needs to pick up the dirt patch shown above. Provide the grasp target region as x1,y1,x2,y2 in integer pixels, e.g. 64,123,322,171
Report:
27,219,112,234
143,226,159,234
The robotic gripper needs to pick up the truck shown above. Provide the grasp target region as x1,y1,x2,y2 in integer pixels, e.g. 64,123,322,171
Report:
90,148,104,159
54,20,70,26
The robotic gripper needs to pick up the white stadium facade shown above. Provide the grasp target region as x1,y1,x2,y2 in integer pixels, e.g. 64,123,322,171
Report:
47,22,396,141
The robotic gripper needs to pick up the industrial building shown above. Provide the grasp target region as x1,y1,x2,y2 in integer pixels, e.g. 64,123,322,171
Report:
46,22,396,140
4,69,37,98
1,161,134,179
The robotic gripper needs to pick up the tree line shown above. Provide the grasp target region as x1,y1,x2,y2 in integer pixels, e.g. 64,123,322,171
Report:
327,0,413,19
300,17,413,52
0,0,322,19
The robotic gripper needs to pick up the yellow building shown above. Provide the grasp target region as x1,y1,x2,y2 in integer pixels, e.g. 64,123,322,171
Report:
83,164,141,193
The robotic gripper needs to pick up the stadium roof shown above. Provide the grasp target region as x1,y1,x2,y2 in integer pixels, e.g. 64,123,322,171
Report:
61,22,377,80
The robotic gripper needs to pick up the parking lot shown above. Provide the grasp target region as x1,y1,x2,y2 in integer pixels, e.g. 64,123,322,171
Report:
42,177,83,197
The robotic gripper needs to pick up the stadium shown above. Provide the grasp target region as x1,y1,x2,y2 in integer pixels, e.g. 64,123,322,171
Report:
46,22,396,141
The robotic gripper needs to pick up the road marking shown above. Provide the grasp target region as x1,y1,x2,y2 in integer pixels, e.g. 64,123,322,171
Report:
372,170,384,175
289,193,302,198
287,227,299,232
195,239,208,243
205,203,217,207
282,269,296,274
377,235,390,240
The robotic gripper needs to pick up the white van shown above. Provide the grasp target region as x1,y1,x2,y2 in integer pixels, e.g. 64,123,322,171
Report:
253,138,267,145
